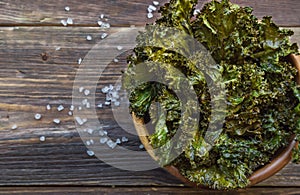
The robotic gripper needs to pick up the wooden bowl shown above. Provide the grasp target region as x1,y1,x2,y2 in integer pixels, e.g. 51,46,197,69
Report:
132,54,300,188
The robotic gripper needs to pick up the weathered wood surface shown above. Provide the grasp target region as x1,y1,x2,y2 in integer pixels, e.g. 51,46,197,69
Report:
1,0,300,193
0,187,300,195
0,0,299,27
0,26,300,187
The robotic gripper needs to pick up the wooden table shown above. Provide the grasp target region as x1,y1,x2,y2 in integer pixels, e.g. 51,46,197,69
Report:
0,0,299,194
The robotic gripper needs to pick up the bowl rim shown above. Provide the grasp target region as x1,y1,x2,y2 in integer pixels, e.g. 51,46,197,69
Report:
132,54,300,188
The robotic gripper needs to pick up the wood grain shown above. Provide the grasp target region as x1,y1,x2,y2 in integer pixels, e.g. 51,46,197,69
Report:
0,25,300,187
0,187,300,195
0,0,299,27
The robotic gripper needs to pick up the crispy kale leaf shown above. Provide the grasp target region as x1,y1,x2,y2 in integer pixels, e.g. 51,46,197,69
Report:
123,0,300,190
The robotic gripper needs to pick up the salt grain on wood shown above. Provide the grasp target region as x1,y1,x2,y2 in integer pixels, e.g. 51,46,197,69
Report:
64,6,70,11
66,17,73,25
57,105,64,112
101,33,108,39
61,19,68,26
78,58,83,65
53,119,61,124
34,113,42,120
121,136,128,142
46,104,51,110
107,140,117,149
147,12,154,19
117,46,123,51
68,111,73,116
87,150,95,156
11,124,18,130
148,5,157,12
86,35,92,41
79,86,84,93
84,89,90,96
153,1,159,6
100,137,108,144
70,105,75,111
40,136,46,142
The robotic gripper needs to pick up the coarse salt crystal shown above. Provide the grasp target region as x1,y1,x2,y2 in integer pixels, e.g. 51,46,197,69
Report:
86,140,91,146
61,19,67,26
99,130,108,136
70,105,75,111
97,20,103,26
87,128,94,135
57,105,64,112
78,58,83,65
53,119,61,124
100,14,105,19
34,113,42,120
55,47,61,51
101,33,108,39
153,1,159,6
65,6,70,11
107,140,117,149
87,150,95,156
97,103,103,108
147,12,153,19
78,106,82,111
84,89,90,96
139,144,144,149
101,22,110,28
104,101,111,106
193,9,200,15
114,101,120,107
68,111,73,116
11,124,18,130
86,102,91,109
46,104,51,110
66,17,73,25
116,138,121,144
86,35,92,41
40,136,46,142
79,86,84,93
148,5,157,12
100,137,108,144
117,46,123,51
75,116,86,126
113,58,119,63
90,139,94,145
82,99,88,105
101,86,110,94
121,136,128,142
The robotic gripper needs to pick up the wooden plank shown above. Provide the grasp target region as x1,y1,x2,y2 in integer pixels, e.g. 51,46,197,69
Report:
0,0,299,27
0,26,300,186
0,187,300,195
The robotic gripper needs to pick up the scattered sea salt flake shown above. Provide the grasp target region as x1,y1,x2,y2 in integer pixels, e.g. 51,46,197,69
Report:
68,111,73,116
79,86,84,93
101,33,108,39
100,14,105,19
84,89,90,96
121,136,128,142
99,130,108,136
82,99,88,105
97,103,103,108
116,138,121,144
46,104,51,110
57,105,64,112
148,5,157,11
53,119,61,124
86,140,91,146
153,1,159,6
66,17,73,25
86,102,91,109
107,140,117,149
11,124,18,130
70,105,75,111
78,106,82,111
101,86,110,94
34,113,42,120
87,128,94,135
113,58,119,63
100,137,108,144
65,6,70,11
114,101,120,107
104,101,111,106
86,35,92,41
101,22,110,28
61,19,67,26
55,47,61,51
139,144,144,149
97,20,103,26
75,116,85,125
87,150,95,156
193,9,200,15
117,46,123,51
148,7,153,13
147,12,153,19
78,58,83,65
90,139,94,145
40,136,46,142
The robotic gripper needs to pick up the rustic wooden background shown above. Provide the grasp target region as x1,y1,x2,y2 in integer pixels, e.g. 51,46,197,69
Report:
0,0,300,194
